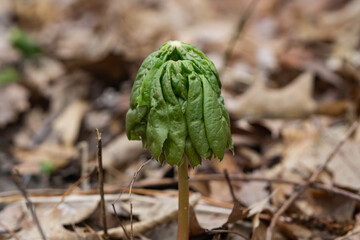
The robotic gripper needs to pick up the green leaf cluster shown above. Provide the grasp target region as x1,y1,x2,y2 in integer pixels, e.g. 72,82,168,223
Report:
126,41,233,167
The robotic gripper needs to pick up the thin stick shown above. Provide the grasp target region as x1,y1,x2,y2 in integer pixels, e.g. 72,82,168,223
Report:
177,157,189,240
96,129,108,239
128,159,152,240
220,0,259,74
224,170,237,202
52,167,96,211
111,204,131,240
12,169,47,240
266,122,358,240
109,158,152,239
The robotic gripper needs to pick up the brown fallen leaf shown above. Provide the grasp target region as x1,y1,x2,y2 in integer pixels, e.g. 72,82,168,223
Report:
336,214,360,240
24,57,65,91
189,206,206,237
268,121,360,223
16,196,99,240
52,99,88,147
225,72,316,119
0,203,24,233
102,133,143,169
12,143,77,174
0,84,29,128
296,190,356,223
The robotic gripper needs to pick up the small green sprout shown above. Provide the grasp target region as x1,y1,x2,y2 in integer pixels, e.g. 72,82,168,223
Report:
40,160,56,175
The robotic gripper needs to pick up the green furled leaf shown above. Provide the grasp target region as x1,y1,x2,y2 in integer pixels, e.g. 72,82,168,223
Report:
185,137,202,167
182,43,221,88
138,58,165,107
130,51,159,108
125,105,147,140
202,75,228,160
161,62,187,165
169,61,188,100
218,96,234,152
176,46,220,95
146,65,169,160
186,72,211,159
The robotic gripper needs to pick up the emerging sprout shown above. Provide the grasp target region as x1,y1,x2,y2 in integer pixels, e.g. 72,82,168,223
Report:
10,27,41,58
126,40,233,167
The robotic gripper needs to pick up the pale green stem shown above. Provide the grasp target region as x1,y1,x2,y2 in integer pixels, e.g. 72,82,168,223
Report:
177,157,189,240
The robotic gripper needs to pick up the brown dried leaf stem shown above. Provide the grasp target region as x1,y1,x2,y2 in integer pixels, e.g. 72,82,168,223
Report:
96,129,108,239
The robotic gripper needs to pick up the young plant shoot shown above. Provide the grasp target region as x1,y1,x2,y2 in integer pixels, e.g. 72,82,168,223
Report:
126,40,233,240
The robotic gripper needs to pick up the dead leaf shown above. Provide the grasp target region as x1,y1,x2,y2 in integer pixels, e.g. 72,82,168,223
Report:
12,143,77,174
225,72,316,119
16,197,98,240
0,84,29,128
24,57,65,91
189,206,206,237
225,200,248,225
0,203,24,233
336,214,360,240
52,99,88,147
102,133,143,169
296,190,356,223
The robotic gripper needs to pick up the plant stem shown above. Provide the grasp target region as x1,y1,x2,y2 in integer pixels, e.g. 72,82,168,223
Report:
177,157,189,240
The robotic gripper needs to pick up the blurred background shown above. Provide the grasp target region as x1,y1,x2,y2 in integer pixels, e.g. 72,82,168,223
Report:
1,0,360,239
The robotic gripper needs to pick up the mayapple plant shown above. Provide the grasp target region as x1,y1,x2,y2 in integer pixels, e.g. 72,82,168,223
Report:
126,40,233,240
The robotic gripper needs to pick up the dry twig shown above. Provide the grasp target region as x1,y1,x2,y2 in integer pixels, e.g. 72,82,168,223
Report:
221,0,259,74
266,121,359,240
129,159,152,240
12,169,47,240
111,204,131,240
96,129,108,239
